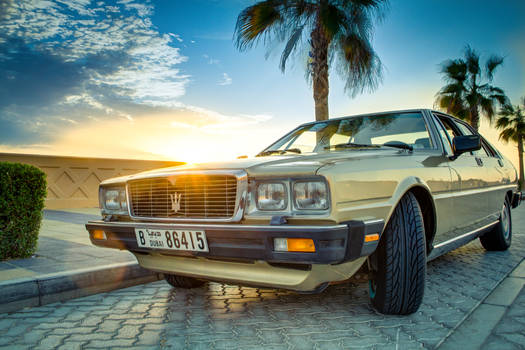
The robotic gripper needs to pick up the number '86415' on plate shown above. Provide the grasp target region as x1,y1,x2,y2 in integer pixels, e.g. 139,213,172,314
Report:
135,229,209,252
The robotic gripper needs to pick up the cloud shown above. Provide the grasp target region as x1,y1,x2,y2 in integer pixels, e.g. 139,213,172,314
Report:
0,0,188,144
170,33,184,42
218,73,232,86
203,54,220,65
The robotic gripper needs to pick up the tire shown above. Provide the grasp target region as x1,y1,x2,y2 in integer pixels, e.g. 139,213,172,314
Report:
164,274,206,288
368,192,426,315
480,198,512,251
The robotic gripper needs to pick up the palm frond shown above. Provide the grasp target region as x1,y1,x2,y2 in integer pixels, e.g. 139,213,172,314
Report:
496,115,512,129
336,32,382,96
479,96,496,123
279,25,304,72
464,45,480,76
486,54,504,81
499,103,516,117
439,82,465,95
234,1,284,51
440,59,467,83
319,3,346,40
436,94,467,119
499,127,516,142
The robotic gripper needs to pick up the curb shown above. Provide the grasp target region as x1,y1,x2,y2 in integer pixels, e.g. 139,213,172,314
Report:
436,257,525,349
0,262,162,313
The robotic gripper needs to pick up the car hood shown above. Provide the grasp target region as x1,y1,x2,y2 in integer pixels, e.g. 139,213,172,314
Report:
101,149,403,184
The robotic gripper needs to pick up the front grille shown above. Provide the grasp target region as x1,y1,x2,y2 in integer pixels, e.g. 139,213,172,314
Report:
128,175,238,219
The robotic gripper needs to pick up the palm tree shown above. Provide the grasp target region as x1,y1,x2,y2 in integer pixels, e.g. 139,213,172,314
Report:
496,98,525,190
234,0,387,121
435,46,507,131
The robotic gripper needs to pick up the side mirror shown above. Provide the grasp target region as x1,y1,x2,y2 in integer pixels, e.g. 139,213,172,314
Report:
451,135,481,159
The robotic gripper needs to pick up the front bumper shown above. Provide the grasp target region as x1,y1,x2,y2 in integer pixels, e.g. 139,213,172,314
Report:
85,219,384,265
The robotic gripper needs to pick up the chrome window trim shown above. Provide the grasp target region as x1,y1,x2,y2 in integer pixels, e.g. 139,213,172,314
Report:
125,169,248,223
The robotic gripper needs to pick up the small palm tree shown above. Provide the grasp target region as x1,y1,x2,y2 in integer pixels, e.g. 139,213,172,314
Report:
234,0,387,121
435,46,507,131
496,98,525,190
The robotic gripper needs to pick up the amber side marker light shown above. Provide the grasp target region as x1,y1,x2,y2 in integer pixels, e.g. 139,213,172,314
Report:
274,238,315,252
364,233,380,243
92,230,107,240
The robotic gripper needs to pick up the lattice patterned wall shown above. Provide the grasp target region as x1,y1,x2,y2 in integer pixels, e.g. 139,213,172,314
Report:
0,153,183,209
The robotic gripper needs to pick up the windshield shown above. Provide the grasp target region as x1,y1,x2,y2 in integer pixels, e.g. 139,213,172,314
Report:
261,112,433,155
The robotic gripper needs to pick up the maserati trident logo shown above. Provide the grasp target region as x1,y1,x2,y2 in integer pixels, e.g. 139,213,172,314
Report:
169,193,182,213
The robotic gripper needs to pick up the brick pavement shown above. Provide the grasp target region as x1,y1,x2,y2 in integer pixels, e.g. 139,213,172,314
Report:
481,272,525,350
0,206,524,349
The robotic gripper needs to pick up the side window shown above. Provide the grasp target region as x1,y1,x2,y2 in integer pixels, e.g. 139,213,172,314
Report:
433,115,453,155
481,138,499,158
438,117,459,141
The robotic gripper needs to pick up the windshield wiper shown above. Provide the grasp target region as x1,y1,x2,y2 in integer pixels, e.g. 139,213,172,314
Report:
381,141,413,151
324,143,380,150
256,148,302,157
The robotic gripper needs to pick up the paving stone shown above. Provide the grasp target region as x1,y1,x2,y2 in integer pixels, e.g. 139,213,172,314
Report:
4,324,32,337
66,333,113,342
85,339,135,348
0,337,16,347
136,330,162,346
114,324,142,338
35,335,67,349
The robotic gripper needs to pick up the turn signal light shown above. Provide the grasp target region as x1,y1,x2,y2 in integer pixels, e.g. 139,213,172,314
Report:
92,230,107,240
274,238,315,252
364,233,380,243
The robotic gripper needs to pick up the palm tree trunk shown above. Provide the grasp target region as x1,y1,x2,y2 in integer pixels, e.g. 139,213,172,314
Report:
470,106,480,131
518,135,524,191
311,17,329,122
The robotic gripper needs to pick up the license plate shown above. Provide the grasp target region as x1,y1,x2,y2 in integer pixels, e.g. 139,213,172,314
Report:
135,228,209,252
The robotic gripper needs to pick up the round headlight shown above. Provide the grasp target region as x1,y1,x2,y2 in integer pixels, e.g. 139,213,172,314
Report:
256,183,287,211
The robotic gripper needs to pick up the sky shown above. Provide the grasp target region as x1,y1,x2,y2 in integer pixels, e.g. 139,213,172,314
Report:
0,0,524,165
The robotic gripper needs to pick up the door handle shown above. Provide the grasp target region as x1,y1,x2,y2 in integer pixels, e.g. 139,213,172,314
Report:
475,157,483,166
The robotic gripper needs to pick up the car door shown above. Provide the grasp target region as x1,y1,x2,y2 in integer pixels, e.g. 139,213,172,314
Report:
450,120,507,221
440,116,501,234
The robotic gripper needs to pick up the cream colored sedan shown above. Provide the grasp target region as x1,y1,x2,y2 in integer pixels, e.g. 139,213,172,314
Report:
86,109,521,315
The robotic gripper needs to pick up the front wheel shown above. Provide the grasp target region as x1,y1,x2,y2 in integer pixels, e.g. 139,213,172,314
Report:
368,192,426,315
480,198,512,251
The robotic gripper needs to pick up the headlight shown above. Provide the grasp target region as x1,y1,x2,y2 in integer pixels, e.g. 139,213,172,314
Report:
100,186,127,214
293,181,328,210
256,183,287,210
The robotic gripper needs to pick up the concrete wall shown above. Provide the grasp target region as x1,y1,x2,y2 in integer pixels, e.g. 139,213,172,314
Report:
0,153,183,209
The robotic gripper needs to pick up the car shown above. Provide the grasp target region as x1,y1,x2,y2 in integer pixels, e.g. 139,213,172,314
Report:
86,109,522,315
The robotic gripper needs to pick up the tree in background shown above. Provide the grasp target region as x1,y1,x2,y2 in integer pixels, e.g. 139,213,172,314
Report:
496,97,525,190
435,46,507,131
234,0,387,121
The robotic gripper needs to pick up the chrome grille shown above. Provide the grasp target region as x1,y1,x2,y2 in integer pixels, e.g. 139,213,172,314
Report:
128,175,238,219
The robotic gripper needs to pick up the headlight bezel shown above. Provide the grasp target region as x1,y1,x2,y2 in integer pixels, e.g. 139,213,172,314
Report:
99,185,128,215
248,176,331,216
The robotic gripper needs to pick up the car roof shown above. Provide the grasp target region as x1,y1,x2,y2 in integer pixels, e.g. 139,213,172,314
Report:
297,109,455,127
